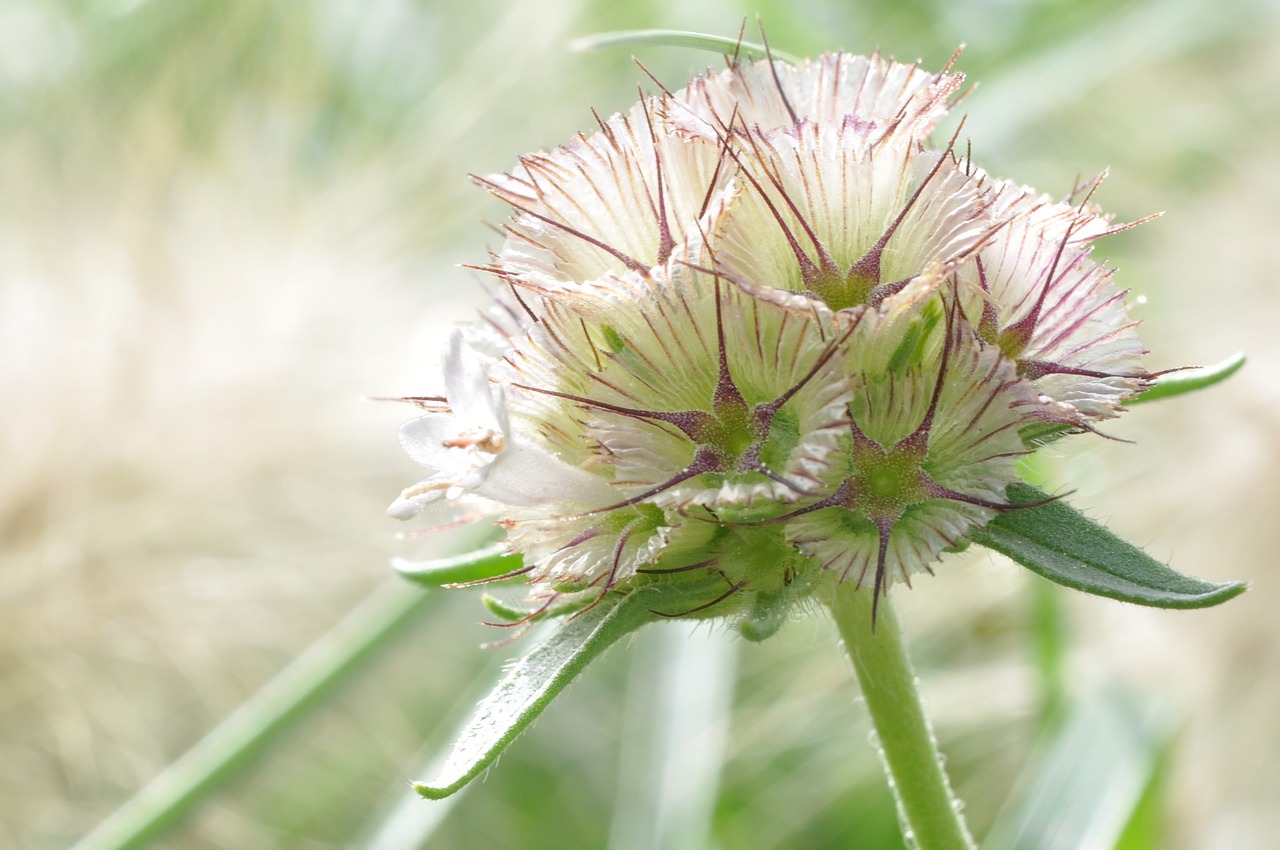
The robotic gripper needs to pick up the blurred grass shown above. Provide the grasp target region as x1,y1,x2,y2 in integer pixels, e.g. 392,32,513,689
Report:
2,0,1279,848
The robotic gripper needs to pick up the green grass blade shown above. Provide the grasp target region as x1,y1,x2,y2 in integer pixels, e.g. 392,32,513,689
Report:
1130,351,1245,404
69,580,436,850
981,690,1173,850
972,484,1247,609
571,29,801,64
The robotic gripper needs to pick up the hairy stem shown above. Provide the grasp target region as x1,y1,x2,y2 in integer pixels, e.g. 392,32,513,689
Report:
826,582,976,850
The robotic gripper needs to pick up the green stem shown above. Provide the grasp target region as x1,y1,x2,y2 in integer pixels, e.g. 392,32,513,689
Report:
826,583,976,850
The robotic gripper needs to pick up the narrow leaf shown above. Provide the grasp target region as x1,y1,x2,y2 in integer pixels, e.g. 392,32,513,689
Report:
982,689,1172,850
1130,351,1245,404
393,543,523,587
571,29,801,64
972,484,1246,608
414,587,666,799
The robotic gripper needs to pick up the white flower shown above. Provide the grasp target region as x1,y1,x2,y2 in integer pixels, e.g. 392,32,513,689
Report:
388,330,608,519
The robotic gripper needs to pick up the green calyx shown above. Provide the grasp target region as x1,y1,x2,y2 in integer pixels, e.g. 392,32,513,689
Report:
690,392,756,463
846,437,929,523
808,265,878,312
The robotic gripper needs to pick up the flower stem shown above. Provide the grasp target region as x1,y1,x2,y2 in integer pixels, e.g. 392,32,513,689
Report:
826,582,976,850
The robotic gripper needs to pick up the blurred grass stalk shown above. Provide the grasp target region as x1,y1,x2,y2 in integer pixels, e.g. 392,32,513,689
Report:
607,622,738,850
70,580,437,850
981,690,1174,850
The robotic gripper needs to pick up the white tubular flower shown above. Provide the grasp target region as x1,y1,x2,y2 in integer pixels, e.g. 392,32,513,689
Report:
388,330,609,519
667,51,964,143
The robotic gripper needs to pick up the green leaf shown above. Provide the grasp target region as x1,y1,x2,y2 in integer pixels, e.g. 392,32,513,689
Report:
393,543,524,587
972,484,1246,609
981,689,1173,850
415,586,666,799
571,29,801,64
1130,351,1245,404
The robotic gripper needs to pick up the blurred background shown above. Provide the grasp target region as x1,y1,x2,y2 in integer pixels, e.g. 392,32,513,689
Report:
3,0,1279,847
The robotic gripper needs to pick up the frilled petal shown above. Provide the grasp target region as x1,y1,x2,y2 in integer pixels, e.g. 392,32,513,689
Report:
958,201,1150,420
478,95,735,288
702,120,999,310
497,259,853,515
667,51,964,143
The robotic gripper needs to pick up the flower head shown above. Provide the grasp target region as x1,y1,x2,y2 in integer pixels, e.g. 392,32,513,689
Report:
391,49,1157,629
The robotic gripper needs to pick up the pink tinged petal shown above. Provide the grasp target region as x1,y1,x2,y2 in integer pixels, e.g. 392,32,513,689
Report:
958,203,1149,419
667,52,964,143
708,122,997,309
478,97,735,288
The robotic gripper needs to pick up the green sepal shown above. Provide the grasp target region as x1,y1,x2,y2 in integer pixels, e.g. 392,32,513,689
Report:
393,543,524,587
481,591,591,623
1130,351,1245,404
972,484,1246,609
570,29,801,64
414,575,727,799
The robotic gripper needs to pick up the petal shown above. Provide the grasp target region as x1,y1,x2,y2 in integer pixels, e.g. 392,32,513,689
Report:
473,432,617,509
443,330,504,434
668,52,964,143
481,96,734,286
706,122,998,305
397,413,484,473
958,202,1150,419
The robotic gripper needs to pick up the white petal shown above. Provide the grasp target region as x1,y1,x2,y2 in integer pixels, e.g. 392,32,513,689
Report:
668,52,964,143
443,330,504,434
473,434,616,508
481,96,734,287
706,123,997,307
